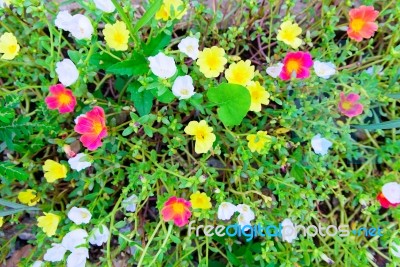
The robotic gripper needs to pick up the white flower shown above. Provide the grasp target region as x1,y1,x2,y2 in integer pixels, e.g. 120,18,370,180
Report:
43,243,67,262
281,218,297,243
68,207,92,225
93,0,115,13
266,63,284,78
382,182,400,204
178,36,199,60
32,261,44,267
320,253,334,264
62,229,88,252
217,202,237,220
56,59,79,86
55,11,74,31
148,52,177,79
172,75,195,100
238,214,252,228
236,204,255,221
68,14,94,40
67,247,89,267
68,153,91,172
122,194,138,212
365,65,384,76
89,225,110,246
391,242,400,258
313,61,336,79
311,134,332,156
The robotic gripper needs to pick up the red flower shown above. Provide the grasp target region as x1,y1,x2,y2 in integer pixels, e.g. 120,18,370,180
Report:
45,84,76,113
279,51,313,81
377,193,400,209
161,196,192,227
74,106,107,151
347,6,379,42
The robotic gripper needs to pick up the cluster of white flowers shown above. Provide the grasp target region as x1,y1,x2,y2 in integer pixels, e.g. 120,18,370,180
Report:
55,11,94,40
217,202,255,226
266,61,336,79
148,36,199,100
43,207,109,267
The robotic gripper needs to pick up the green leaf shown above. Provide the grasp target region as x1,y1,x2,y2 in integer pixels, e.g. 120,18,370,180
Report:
352,119,400,130
114,220,127,229
0,108,15,124
107,53,149,76
122,126,134,136
128,82,154,116
207,83,251,127
143,29,172,56
0,162,29,182
387,93,400,99
89,52,120,70
132,0,163,34
156,89,175,104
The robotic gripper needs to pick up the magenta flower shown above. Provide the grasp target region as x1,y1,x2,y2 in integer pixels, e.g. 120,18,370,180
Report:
338,92,363,118
279,51,313,80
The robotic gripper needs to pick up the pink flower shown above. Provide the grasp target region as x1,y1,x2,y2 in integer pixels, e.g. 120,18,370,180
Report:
279,51,313,80
338,92,364,118
74,106,107,151
45,84,76,113
161,196,191,227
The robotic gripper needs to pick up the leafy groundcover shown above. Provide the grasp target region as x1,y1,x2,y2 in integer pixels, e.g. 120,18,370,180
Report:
0,0,400,266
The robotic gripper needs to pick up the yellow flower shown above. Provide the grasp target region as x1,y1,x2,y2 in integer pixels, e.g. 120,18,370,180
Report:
196,46,227,78
225,60,255,86
190,191,212,210
37,212,60,237
18,189,39,206
184,120,216,154
277,21,302,49
247,81,270,112
155,0,187,21
103,21,130,51
0,32,20,60
247,131,271,153
43,160,67,183
0,217,3,227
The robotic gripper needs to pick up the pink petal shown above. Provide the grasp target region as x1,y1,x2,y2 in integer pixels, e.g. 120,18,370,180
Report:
45,96,60,110
300,52,313,68
80,134,102,151
49,84,66,95
74,117,94,134
345,103,364,117
346,93,360,103
296,67,311,79
161,205,175,221
360,22,378,38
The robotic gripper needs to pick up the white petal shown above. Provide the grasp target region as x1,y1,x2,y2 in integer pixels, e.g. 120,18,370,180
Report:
382,182,400,204
56,59,79,86
266,63,283,78
67,247,89,267
148,52,177,79
32,260,45,267
89,225,110,246
236,204,255,221
172,75,195,100
62,229,88,252
68,153,91,172
68,207,92,225
93,0,115,13
122,194,138,212
237,214,252,228
391,243,400,258
43,243,67,262
178,37,200,60
55,11,74,31
314,61,336,79
217,202,237,220
69,15,94,40
311,134,332,156
281,218,297,243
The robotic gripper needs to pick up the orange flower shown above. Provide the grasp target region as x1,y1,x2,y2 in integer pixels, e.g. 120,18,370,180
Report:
347,6,379,42
161,196,191,227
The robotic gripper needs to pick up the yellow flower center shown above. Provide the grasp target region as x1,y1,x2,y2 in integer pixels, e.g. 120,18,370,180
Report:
81,211,88,218
350,19,365,32
194,128,207,141
172,202,185,213
205,55,218,70
251,90,262,102
281,30,296,42
180,89,189,95
58,93,71,105
8,44,17,54
286,59,300,74
186,45,194,53
113,32,125,45
93,121,103,135
342,101,352,110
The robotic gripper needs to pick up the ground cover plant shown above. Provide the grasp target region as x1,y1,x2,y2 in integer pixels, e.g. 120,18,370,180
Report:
0,0,400,266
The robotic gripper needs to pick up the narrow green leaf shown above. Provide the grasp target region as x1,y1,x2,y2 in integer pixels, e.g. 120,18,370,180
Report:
0,162,29,182
143,29,172,56
132,0,163,34
352,119,400,130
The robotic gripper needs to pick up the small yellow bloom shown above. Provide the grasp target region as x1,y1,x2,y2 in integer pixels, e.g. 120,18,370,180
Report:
197,46,227,78
18,189,39,206
190,191,212,210
37,212,60,237
43,160,67,183
155,0,187,21
0,217,3,227
277,21,302,49
103,21,130,51
184,120,216,154
247,131,271,153
0,32,20,60
225,60,255,86
247,81,270,112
